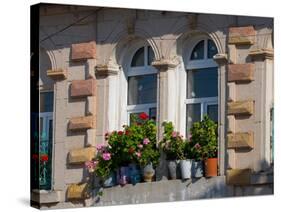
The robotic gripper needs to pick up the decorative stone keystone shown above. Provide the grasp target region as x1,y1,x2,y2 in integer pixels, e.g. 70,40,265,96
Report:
68,147,96,164
228,26,256,45
70,79,96,98
95,63,119,76
228,63,255,83
47,69,67,80
69,116,95,131
228,100,254,116
249,48,274,60
227,131,254,149
67,183,89,200
226,169,251,185
71,41,96,61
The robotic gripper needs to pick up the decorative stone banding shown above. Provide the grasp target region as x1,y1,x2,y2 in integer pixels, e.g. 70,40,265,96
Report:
68,147,96,164
71,41,96,61
228,100,254,116
227,131,254,149
228,63,255,83
226,169,251,185
67,183,89,200
70,79,97,98
69,115,95,131
228,26,256,45
47,69,67,80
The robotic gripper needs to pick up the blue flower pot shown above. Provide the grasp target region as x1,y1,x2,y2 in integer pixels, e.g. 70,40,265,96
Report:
129,163,141,185
103,172,116,187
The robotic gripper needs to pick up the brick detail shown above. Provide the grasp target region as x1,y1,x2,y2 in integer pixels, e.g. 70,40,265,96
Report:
227,115,235,133
226,169,251,185
47,69,67,80
71,41,96,60
228,26,256,45
227,132,254,149
68,147,96,164
69,116,95,131
228,100,254,116
228,63,255,83
70,79,97,98
67,183,89,200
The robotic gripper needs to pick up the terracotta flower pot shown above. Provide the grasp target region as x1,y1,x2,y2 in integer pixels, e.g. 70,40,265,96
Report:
204,158,218,177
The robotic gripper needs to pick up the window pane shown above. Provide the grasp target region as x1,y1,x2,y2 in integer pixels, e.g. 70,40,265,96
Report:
148,46,155,65
207,39,218,59
190,40,204,60
187,68,218,98
149,107,157,121
40,92,54,112
186,104,201,135
128,74,157,105
207,104,218,123
131,47,145,67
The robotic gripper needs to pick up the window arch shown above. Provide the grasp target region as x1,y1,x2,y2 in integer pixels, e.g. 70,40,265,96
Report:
127,45,157,124
185,38,218,135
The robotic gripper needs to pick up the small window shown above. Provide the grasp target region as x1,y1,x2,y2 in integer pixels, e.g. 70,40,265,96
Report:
208,39,218,59
190,40,204,60
131,47,145,67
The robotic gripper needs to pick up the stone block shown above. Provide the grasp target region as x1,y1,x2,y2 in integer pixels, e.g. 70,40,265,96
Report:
228,26,256,45
228,44,237,64
228,63,255,83
69,116,95,131
228,100,254,116
31,190,62,204
227,149,236,169
70,79,97,98
71,41,96,61
47,69,67,80
227,131,254,149
86,129,96,147
226,169,251,185
67,183,89,200
227,82,236,102
86,96,97,116
249,48,274,60
68,147,96,164
227,115,235,133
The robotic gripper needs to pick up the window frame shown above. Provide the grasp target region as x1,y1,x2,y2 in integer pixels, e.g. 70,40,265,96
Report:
185,38,218,136
127,45,157,124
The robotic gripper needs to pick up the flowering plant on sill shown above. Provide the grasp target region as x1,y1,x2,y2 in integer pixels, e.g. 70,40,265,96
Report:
189,115,218,159
159,121,186,160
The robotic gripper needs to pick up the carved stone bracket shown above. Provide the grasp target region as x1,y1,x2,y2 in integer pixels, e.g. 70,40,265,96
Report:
95,62,120,76
151,57,180,71
249,48,274,60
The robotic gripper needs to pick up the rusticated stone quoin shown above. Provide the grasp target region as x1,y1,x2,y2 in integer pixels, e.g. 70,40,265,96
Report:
69,116,95,131
67,183,89,200
68,147,96,164
226,169,251,185
70,79,97,98
47,69,67,80
228,100,254,116
227,131,254,149
228,26,256,45
71,41,96,60
228,63,255,83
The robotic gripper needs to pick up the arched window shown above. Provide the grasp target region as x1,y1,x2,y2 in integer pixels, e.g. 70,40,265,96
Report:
127,45,157,124
185,38,218,135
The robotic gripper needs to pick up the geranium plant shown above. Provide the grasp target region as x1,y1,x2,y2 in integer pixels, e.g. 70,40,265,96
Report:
189,115,218,159
159,121,186,160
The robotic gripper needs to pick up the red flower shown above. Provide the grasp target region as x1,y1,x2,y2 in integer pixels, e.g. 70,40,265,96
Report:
125,130,130,136
118,131,123,136
41,154,49,162
128,147,135,154
139,112,149,120
32,154,38,160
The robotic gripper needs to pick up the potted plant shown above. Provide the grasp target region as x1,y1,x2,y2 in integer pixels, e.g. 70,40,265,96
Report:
188,140,204,178
190,115,218,177
160,122,191,180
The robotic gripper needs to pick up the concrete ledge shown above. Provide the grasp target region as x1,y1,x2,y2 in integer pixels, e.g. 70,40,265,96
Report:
226,169,251,185
31,190,62,204
251,172,273,185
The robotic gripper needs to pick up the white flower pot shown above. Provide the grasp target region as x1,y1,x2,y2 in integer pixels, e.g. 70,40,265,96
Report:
180,159,192,180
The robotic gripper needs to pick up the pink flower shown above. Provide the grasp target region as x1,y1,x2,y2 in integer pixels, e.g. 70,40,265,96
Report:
85,160,98,170
172,131,178,138
135,151,141,158
188,134,192,140
137,144,143,149
96,144,105,151
143,138,150,145
194,143,201,149
102,152,111,161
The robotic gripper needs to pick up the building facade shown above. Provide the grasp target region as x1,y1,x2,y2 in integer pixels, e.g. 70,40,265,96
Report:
32,4,274,209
